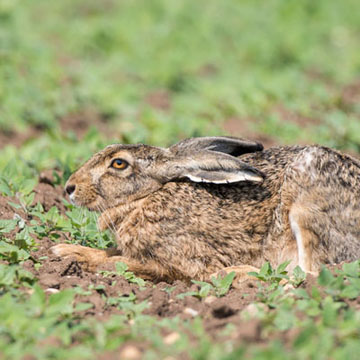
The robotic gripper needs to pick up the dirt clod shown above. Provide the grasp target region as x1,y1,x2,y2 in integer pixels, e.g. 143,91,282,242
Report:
212,305,237,319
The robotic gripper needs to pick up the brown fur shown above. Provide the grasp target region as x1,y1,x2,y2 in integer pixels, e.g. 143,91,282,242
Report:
51,137,360,282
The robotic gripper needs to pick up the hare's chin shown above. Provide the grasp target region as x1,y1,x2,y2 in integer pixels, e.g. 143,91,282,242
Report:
68,194,77,206
83,201,101,212
69,196,99,211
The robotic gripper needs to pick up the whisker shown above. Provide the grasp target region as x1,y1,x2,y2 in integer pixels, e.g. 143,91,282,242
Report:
80,207,86,245
95,205,108,235
101,209,118,247
98,203,118,236
93,210,100,232
92,206,103,248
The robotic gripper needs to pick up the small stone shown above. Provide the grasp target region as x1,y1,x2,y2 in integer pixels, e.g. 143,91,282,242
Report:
204,295,217,305
284,283,295,291
163,332,180,345
183,307,199,317
45,288,59,294
241,303,267,318
39,274,60,288
119,345,141,360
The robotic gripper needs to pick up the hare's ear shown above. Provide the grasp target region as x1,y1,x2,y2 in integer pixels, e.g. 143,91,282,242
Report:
170,136,263,157
162,151,264,184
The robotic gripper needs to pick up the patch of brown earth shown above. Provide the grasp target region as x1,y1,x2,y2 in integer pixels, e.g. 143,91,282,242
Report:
60,109,117,140
0,127,45,150
145,90,171,111
0,109,119,150
272,104,322,128
342,79,360,106
34,181,67,214
197,63,218,77
0,195,17,220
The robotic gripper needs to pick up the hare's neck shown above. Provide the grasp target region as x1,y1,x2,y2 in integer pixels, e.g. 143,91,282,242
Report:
97,198,146,232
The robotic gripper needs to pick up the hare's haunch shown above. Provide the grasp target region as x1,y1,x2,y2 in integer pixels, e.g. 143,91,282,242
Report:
51,136,360,282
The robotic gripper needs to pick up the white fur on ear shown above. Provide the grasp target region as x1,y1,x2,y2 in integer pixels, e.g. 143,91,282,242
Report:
161,146,264,185
185,171,264,184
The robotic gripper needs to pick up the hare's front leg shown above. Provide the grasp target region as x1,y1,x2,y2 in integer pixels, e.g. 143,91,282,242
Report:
210,265,260,288
50,244,191,282
50,244,124,271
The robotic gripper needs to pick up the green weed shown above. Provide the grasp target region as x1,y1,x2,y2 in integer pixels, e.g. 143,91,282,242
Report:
178,271,236,299
100,261,146,287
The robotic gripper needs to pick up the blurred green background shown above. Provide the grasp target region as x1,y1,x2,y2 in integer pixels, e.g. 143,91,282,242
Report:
1,0,360,150
1,2,360,358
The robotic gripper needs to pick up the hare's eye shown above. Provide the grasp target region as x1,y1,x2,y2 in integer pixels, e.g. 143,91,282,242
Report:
110,158,128,170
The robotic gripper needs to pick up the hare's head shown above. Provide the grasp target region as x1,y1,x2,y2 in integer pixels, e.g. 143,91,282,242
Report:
65,136,265,211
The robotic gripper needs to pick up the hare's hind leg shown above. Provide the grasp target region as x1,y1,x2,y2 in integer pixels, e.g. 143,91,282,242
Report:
288,203,320,274
279,146,360,273
269,201,320,276
274,148,330,274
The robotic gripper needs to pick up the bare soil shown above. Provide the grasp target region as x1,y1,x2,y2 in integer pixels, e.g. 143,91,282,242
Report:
0,127,44,150
0,110,118,150
60,109,118,140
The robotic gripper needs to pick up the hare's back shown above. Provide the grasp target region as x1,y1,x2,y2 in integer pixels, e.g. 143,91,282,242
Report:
239,145,306,175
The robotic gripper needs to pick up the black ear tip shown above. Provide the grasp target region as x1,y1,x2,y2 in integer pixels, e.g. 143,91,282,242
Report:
228,140,264,157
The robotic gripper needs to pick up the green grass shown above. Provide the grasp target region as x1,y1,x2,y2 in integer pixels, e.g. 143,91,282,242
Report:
1,0,360,359
1,0,360,146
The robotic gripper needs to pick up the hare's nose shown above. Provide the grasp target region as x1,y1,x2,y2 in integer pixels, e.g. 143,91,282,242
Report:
66,184,76,195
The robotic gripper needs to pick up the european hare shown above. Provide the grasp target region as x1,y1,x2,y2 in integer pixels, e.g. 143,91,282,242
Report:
52,136,360,282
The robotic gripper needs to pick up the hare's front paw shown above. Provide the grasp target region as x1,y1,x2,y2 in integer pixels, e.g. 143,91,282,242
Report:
50,243,88,260
50,244,108,270
51,244,78,258
210,265,260,289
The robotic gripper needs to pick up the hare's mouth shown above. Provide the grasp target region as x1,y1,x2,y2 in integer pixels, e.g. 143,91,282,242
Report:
82,199,106,212
68,193,78,206
86,199,111,213
68,193,104,212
